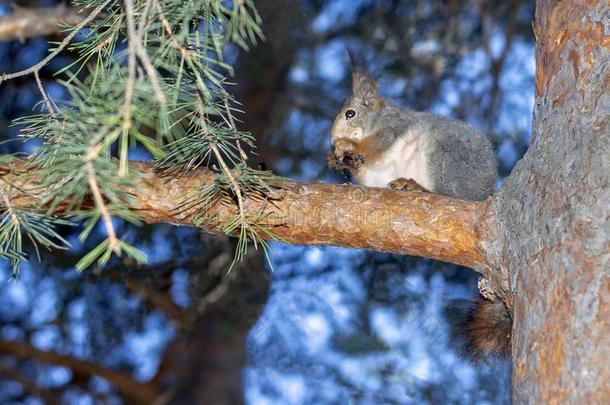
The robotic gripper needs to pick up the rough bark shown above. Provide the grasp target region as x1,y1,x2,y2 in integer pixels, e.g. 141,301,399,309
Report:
2,159,490,272
480,0,609,402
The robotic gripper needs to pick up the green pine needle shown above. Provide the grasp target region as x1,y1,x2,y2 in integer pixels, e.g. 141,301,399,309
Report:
3,0,272,273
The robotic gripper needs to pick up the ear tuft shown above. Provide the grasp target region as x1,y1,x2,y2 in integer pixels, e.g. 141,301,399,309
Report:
346,48,381,107
347,48,367,74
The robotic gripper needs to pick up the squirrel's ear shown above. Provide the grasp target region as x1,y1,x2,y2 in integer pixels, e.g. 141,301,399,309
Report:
353,72,381,107
348,50,382,107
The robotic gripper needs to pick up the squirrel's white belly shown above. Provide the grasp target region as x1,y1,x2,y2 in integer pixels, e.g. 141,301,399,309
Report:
356,135,432,189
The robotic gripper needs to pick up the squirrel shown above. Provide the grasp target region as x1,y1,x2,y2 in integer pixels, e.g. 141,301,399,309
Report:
327,51,511,359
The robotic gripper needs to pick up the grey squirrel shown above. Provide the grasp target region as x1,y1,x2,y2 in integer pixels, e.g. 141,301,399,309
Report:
327,52,511,359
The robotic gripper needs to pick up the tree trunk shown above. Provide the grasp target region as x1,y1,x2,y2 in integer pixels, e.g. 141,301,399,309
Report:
483,0,609,402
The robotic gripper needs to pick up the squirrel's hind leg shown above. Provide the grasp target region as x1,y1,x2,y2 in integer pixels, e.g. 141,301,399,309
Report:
387,178,429,193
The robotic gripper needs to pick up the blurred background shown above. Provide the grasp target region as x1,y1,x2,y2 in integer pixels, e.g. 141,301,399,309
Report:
0,0,534,403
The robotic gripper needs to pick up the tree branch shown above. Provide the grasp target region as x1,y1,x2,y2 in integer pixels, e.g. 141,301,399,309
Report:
2,160,494,273
0,340,162,404
124,277,190,329
0,4,83,42
0,363,62,405
0,1,110,81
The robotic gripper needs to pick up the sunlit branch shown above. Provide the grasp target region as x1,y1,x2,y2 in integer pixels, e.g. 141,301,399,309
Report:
1,160,492,273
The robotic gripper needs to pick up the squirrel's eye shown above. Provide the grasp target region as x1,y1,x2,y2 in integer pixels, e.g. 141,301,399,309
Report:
345,109,356,120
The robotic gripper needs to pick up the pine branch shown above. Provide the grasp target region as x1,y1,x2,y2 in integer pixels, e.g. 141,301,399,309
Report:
2,0,268,271
0,4,84,42
1,160,492,272
0,0,111,81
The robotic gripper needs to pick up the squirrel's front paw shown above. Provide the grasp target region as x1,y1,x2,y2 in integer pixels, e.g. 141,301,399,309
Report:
341,152,364,169
326,151,343,170
331,139,364,169
388,178,429,193
333,139,355,157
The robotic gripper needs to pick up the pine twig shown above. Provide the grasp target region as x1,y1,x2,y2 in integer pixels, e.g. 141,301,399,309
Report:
196,97,249,237
34,70,56,113
120,0,138,177
85,152,121,254
223,98,248,161
124,0,166,105
0,0,111,81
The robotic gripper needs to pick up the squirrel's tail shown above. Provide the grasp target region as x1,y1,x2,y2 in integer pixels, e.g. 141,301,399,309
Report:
462,297,512,359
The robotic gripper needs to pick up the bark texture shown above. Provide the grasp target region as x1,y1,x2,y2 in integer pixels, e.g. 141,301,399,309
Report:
481,0,609,402
2,160,489,272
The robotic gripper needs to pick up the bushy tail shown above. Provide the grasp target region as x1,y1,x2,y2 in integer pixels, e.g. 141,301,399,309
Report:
462,297,512,359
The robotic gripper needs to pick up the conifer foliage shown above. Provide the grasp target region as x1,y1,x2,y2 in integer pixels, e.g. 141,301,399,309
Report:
0,0,277,273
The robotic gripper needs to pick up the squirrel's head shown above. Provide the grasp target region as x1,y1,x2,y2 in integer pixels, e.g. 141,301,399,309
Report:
331,51,385,145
